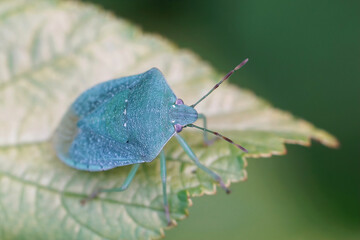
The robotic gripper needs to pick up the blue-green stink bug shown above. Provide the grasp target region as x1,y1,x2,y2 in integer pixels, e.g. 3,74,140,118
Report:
54,58,249,225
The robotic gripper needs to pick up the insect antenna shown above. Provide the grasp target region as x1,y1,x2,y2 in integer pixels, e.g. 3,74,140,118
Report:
190,58,249,108
186,124,248,153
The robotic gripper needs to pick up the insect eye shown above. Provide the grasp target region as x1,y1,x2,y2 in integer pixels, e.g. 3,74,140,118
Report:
175,98,184,105
174,124,183,133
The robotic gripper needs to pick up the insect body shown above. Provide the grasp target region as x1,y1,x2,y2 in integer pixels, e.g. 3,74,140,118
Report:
54,59,249,225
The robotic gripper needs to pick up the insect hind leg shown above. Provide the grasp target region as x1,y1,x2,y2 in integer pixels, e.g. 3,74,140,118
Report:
80,163,140,205
160,150,173,226
175,134,230,194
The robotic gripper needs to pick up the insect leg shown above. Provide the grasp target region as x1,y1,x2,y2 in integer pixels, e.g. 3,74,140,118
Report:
175,134,230,194
198,113,217,146
80,163,140,204
160,150,173,226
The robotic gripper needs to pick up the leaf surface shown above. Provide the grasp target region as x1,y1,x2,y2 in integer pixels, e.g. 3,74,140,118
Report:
0,0,338,239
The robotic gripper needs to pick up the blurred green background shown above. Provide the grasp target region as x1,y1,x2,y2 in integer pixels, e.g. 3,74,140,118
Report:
84,1,359,239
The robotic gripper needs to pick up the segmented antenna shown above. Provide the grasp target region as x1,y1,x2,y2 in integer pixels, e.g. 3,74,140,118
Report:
191,58,249,108
187,124,248,153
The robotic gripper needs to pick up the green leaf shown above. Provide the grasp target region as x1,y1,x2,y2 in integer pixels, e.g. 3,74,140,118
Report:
0,0,339,239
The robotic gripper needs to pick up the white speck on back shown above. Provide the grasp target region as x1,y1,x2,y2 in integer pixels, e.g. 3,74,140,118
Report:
123,100,128,128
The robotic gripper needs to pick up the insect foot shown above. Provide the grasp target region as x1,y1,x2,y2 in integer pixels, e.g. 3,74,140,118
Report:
216,176,231,194
167,220,176,227
80,188,102,205
164,205,175,227
203,137,218,147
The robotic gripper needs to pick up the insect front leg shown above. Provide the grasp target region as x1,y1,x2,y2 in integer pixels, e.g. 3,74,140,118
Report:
160,150,173,226
175,134,230,194
198,113,218,146
81,163,140,205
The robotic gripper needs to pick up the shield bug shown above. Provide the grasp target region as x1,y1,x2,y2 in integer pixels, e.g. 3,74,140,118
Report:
54,58,249,225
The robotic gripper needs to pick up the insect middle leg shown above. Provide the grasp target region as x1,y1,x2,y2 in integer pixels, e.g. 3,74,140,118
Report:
160,150,173,226
198,113,217,146
175,134,230,193
81,163,140,204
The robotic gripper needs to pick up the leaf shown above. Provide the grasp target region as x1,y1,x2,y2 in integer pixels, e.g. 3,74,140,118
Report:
0,0,339,239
